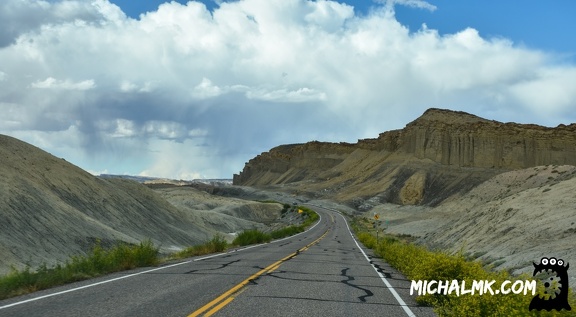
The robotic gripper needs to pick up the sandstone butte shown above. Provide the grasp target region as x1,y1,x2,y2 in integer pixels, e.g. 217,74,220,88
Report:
233,108,576,206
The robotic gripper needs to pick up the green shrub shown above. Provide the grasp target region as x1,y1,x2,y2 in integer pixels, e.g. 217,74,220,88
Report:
208,234,228,252
174,234,229,258
298,206,319,227
270,225,305,239
232,229,272,246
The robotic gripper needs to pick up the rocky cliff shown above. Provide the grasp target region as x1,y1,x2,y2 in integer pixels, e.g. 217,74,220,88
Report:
234,108,576,206
399,109,576,168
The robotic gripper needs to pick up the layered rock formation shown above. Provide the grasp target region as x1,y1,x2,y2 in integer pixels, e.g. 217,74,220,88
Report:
400,109,576,168
234,108,576,206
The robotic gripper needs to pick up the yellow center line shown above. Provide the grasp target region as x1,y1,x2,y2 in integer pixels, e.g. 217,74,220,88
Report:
267,262,282,273
203,297,234,317
204,287,249,317
188,230,329,317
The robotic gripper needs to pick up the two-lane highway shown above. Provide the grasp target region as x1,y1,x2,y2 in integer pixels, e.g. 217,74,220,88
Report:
0,206,436,316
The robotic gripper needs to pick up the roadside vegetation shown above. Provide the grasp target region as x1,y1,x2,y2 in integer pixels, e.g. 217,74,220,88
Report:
0,205,319,300
171,234,228,259
232,229,272,245
233,205,318,246
352,217,575,316
0,240,158,300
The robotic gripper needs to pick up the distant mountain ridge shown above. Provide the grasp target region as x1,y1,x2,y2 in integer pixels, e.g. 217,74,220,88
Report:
233,108,576,206
99,174,232,185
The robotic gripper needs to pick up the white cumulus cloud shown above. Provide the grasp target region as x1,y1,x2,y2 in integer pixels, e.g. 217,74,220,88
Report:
31,77,96,90
0,0,574,179
383,0,437,11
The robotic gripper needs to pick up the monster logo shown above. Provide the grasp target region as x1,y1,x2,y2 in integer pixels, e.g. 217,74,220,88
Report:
529,257,571,311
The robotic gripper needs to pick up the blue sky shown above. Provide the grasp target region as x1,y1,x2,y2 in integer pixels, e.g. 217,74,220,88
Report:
1,0,575,179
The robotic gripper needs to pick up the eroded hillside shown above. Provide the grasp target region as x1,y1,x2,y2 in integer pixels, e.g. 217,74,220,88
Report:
375,164,576,285
0,135,282,275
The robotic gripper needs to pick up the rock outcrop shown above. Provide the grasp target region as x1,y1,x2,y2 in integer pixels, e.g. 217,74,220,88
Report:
399,109,576,168
234,108,576,206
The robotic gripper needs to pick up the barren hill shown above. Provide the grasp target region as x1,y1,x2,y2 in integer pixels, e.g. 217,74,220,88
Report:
0,135,281,275
377,164,576,285
234,108,576,206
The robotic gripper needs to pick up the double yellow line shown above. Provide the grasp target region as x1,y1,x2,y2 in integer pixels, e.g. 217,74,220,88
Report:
188,230,329,317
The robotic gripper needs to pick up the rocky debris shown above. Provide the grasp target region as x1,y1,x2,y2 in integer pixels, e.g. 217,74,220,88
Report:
233,108,576,207
399,170,426,205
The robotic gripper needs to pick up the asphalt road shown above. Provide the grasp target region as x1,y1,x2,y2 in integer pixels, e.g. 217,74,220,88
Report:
0,205,436,317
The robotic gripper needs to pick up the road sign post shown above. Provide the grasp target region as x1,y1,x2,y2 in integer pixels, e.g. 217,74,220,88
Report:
373,214,380,244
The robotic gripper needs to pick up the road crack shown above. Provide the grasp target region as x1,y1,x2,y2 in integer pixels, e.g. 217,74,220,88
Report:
340,268,374,302
185,259,241,274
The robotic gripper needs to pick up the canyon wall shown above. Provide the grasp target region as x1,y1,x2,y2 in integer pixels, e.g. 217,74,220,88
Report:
234,108,576,206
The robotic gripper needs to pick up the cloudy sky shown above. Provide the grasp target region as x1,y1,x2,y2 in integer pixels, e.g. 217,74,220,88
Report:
1,0,575,179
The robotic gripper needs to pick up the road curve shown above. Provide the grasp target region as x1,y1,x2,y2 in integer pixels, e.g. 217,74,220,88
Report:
0,205,436,317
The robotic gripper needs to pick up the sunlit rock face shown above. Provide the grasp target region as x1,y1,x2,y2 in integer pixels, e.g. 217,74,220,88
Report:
234,108,576,206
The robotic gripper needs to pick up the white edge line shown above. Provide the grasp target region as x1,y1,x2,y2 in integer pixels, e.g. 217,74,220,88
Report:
0,260,191,310
330,207,417,317
0,210,322,310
